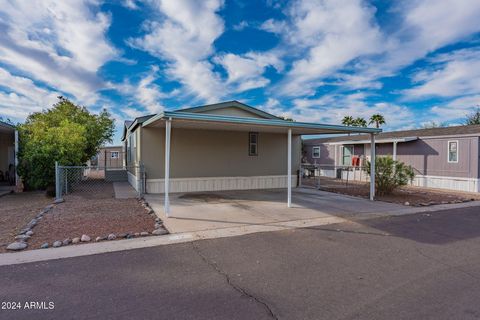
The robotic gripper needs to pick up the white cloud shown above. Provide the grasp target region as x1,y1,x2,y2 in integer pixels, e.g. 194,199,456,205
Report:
122,0,139,10
275,0,384,96
114,66,168,114
129,0,225,102
259,19,287,35
0,67,58,120
287,93,415,130
233,21,249,31
0,0,117,104
404,48,480,98
215,51,284,91
429,95,480,124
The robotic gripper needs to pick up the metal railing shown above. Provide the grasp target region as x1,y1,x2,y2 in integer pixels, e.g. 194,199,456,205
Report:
299,163,371,189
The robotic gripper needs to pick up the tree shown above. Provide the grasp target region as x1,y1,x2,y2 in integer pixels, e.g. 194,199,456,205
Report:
369,114,386,128
421,121,447,129
465,107,480,125
18,97,114,190
366,156,415,196
341,116,355,126
353,117,367,127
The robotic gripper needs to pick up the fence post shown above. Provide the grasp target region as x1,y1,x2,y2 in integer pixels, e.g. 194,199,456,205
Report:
55,161,62,202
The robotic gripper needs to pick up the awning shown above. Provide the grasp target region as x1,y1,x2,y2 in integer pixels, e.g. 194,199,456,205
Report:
142,111,382,135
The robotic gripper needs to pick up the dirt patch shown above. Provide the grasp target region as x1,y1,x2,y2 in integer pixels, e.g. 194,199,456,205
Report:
315,177,480,206
25,181,159,250
0,192,51,253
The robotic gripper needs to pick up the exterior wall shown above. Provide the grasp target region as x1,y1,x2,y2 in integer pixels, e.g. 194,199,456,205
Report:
139,127,302,193
0,131,14,176
196,107,265,118
96,146,124,168
303,136,480,192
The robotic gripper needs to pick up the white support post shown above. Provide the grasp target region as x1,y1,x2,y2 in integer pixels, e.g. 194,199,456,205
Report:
287,129,292,208
164,118,172,216
370,133,376,201
393,141,397,161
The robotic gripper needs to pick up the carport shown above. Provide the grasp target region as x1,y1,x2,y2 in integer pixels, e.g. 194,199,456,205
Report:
142,111,381,215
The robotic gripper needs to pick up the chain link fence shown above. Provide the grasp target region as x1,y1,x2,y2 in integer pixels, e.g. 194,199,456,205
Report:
299,164,372,196
55,163,144,200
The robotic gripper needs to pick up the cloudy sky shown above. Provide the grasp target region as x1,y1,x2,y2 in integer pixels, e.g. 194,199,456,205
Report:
1,0,480,142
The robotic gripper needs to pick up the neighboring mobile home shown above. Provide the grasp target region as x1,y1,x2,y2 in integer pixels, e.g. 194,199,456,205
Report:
0,120,17,188
92,146,125,168
121,101,380,213
303,125,480,193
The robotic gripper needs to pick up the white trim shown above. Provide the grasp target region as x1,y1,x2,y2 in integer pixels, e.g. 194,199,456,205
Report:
447,140,459,163
326,137,417,145
312,146,320,158
145,175,298,193
127,171,140,192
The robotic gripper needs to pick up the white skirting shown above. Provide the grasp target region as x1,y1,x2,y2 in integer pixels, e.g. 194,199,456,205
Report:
144,175,297,194
127,171,140,192
411,175,479,193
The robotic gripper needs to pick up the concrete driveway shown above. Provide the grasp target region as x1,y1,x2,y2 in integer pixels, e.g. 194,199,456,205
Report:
146,188,408,233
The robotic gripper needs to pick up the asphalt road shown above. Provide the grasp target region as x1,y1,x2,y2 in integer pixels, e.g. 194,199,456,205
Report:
1,206,480,320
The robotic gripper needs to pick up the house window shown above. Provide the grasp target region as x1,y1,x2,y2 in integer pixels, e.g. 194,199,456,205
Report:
249,132,258,156
312,146,320,158
342,145,354,166
111,151,119,159
448,141,458,163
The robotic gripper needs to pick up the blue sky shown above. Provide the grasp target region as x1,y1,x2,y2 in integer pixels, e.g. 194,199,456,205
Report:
1,0,480,144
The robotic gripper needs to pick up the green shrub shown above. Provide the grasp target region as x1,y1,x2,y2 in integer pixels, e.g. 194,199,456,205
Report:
366,156,415,196
18,97,114,190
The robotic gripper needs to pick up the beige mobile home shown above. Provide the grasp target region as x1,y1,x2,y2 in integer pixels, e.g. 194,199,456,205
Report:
121,101,380,213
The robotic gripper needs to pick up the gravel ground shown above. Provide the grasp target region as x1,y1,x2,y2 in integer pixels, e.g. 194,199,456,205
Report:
26,181,157,250
309,177,480,205
0,192,52,253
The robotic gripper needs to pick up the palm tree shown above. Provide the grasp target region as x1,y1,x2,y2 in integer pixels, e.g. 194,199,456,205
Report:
369,114,386,128
353,117,367,127
341,116,355,126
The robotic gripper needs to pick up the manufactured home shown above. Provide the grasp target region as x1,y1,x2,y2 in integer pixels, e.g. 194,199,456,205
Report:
121,101,380,213
304,125,480,193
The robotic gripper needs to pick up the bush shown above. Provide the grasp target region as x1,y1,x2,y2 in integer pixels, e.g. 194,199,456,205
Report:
366,156,415,196
18,97,114,190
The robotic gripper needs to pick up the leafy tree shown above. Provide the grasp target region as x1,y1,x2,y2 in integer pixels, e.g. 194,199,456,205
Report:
353,117,367,127
421,121,447,129
341,116,355,126
465,107,480,125
369,114,386,128
366,156,415,196
18,97,114,190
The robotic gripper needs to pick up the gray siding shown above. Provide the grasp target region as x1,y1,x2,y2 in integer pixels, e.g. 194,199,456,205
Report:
303,136,480,179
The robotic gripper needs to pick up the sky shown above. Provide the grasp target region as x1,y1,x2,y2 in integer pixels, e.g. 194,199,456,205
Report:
1,0,480,144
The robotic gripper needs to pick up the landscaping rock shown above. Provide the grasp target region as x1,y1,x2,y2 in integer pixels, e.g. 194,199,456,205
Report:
45,204,54,210
155,218,161,223
72,237,80,244
53,198,65,204
26,230,34,236
107,233,116,240
152,229,168,236
95,236,103,242
126,234,134,239
62,239,71,246
117,233,128,239
154,223,163,229
53,241,62,248
146,208,154,214
40,243,49,249
15,234,30,241
404,201,410,206
7,242,27,251
134,233,140,237
80,235,91,242
140,231,149,236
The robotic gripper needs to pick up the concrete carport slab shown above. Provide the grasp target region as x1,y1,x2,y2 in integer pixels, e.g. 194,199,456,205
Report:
145,188,408,234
